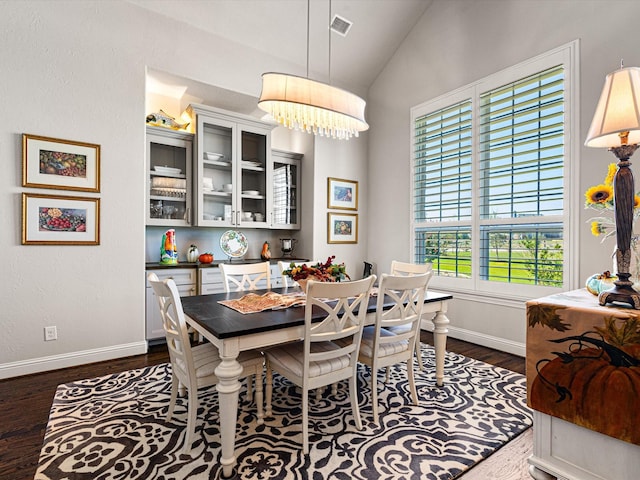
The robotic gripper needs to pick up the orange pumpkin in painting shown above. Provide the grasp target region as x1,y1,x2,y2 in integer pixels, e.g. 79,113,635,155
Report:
530,336,640,445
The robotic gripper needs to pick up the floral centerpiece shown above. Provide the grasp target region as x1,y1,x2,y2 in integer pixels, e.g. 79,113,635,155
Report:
585,163,640,290
283,256,350,290
585,163,640,241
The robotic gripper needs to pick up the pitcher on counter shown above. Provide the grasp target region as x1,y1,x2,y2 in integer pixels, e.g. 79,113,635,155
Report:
160,229,178,264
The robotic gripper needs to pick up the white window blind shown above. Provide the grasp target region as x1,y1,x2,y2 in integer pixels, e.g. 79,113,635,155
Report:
411,43,575,297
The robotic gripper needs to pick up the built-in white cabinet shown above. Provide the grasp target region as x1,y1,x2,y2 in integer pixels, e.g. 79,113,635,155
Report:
146,125,194,226
145,268,196,340
271,149,301,230
199,264,284,294
186,104,274,228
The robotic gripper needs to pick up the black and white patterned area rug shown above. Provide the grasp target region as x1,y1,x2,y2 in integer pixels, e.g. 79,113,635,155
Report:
35,345,532,480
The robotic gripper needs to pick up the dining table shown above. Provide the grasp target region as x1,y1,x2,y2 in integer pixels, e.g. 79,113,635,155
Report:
181,286,452,479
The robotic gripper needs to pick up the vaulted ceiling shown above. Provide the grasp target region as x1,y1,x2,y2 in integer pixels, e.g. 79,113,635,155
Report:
129,0,432,92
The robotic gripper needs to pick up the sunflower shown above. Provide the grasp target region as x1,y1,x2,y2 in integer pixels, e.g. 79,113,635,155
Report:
591,221,605,237
635,195,640,209
585,184,613,205
604,163,617,186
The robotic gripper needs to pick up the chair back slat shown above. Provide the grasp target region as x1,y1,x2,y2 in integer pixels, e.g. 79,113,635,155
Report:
147,273,196,384
390,260,433,277
304,276,376,370
220,261,271,292
374,272,432,350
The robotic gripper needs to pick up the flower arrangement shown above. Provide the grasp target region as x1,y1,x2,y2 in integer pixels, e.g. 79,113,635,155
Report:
585,163,640,242
283,256,350,283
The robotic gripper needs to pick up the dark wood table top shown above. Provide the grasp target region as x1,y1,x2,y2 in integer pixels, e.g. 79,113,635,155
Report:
181,288,452,340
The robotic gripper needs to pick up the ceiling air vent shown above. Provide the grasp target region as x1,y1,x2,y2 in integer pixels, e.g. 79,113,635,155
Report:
330,14,352,37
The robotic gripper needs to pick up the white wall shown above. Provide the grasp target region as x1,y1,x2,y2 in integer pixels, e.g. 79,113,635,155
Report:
0,0,367,378
366,0,640,355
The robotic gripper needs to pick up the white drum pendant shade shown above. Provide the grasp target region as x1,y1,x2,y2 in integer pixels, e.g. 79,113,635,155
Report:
258,72,368,140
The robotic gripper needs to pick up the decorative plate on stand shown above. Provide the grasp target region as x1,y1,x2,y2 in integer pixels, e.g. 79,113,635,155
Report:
220,230,248,258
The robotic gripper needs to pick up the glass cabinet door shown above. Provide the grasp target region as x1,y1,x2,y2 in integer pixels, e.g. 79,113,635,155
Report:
239,128,268,226
146,126,193,226
271,149,302,229
188,103,273,228
196,117,236,227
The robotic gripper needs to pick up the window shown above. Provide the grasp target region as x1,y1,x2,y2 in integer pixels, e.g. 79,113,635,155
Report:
411,42,578,299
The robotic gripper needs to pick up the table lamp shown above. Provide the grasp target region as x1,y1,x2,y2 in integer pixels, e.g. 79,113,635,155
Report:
585,64,640,308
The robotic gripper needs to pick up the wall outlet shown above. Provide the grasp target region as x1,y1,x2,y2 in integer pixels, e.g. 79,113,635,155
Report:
44,326,57,341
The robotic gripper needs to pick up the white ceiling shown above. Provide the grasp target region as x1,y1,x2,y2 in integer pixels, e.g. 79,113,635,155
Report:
130,0,432,106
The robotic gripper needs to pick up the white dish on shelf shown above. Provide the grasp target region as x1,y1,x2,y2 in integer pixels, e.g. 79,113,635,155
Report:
242,161,262,168
205,152,224,161
153,166,182,175
220,230,248,258
242,190,260,196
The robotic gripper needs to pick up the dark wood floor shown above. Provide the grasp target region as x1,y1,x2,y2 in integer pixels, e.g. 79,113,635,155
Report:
0,333,524,480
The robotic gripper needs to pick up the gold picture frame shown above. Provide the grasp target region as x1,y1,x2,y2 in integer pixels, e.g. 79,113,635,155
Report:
22,193,100,245
327,177,358,211
22,133,101,192
328,212,358,244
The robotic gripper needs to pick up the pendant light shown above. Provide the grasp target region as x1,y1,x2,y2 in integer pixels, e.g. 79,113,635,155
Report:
258,0,368,140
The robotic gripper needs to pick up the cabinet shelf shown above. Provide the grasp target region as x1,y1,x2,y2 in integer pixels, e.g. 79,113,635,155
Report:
150,171,186,179
150,195,187,203
203,160,231,169
204,191,232,197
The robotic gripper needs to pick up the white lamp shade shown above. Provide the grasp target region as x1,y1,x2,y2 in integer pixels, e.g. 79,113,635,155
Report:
585,66,640,148
258,72,368,139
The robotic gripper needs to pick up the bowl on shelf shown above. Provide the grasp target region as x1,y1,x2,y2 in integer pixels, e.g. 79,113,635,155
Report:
242,211,253,220
222,183,233,192
205,152,224,161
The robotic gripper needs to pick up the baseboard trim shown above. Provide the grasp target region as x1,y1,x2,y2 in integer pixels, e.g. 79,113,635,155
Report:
422,320,526,357
0,341,148,380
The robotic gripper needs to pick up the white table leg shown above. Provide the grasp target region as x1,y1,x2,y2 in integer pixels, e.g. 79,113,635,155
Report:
215,354,243,479
432,308,450,387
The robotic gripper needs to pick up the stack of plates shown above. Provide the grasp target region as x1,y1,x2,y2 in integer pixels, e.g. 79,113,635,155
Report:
154,166,182,175
242,160,262,168
242,190,260,196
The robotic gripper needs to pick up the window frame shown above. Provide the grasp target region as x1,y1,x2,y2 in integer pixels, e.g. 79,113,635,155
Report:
410,41,580,302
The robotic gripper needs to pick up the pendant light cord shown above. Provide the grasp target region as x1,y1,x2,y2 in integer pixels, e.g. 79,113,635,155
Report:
306,0,310,78
328,0,332,84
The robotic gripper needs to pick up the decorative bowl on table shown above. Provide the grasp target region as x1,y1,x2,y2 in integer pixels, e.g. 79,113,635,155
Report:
282,256,350,291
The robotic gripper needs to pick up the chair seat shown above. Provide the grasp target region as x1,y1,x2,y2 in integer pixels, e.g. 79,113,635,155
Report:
175,343,263,379
267,341,350,378
359,326,409,358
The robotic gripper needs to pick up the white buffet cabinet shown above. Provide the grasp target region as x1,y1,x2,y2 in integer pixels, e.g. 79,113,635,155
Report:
529,411,640,480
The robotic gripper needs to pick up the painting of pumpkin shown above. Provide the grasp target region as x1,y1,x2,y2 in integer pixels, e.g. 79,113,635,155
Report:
530,324,640,445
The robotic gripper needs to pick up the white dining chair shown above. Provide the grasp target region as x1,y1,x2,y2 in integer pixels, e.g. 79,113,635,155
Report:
357,272,431,424
389,260,434,370
264,275,376,454
220,261,271,292
390,260,433,277
147,272,265,451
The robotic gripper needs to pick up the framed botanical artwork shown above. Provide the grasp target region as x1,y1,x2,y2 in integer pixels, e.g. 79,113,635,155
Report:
327,177,358,210
22,133,100,192
22,193,100,245
328,212,358,244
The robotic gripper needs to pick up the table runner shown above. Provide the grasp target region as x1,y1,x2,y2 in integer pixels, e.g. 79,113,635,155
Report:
219,291,306,314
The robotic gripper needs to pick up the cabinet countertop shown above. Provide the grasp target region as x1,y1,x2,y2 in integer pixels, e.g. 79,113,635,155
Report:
146,258,309,270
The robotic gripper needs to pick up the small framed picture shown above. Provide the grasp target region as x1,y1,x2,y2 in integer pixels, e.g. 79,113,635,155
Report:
22,193,100,245
327,177,358,210
22,133,100,192
328,212,358,244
